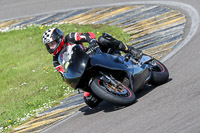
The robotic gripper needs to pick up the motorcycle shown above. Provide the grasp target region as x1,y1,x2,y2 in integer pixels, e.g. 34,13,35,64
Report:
58,43,169,106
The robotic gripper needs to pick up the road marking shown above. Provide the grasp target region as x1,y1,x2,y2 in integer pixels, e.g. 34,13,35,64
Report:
1,1,198,132
39,2,198,132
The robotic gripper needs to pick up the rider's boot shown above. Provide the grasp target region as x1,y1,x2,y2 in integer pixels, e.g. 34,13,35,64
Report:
83,91,102,108
127,46,142,60
118,41,142,60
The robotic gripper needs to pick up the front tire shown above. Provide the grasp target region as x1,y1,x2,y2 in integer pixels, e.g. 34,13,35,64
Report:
91,76,136,106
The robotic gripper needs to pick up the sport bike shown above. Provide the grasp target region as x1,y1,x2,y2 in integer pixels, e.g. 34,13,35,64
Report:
58,43,169,106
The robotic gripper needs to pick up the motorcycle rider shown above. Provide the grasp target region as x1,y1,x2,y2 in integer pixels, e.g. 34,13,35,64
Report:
42,28,142,108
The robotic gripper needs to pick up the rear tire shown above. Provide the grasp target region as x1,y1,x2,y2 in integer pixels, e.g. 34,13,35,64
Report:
150,59,169,85
91,76,136,106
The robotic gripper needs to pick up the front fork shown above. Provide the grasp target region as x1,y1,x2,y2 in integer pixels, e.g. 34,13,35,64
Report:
88,72,118,89
99,72,118,88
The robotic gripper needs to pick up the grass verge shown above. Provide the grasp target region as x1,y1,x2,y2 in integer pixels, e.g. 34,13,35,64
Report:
0,23,129,132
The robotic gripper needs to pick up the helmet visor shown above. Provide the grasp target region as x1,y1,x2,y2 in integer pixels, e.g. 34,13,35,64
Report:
48,41,57,50
45,41,59,54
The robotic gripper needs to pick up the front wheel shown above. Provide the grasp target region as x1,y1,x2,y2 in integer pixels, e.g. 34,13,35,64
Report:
91,76,136,106
149,59,169,85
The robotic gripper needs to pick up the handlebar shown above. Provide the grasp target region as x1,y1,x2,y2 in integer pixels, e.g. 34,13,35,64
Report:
85,45,100,55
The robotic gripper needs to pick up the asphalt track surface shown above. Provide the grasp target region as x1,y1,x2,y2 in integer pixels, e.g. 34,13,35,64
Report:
1,0,200,133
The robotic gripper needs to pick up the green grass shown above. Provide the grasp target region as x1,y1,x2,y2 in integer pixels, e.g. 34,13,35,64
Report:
0,23,129,131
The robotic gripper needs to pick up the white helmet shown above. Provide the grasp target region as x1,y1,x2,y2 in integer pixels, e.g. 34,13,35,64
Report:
42,28,64,55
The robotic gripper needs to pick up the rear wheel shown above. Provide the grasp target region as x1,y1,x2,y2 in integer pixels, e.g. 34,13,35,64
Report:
149,59,169,85
91,76,136,106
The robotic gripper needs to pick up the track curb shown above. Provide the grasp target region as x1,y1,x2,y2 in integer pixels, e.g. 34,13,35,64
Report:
1,1,198,132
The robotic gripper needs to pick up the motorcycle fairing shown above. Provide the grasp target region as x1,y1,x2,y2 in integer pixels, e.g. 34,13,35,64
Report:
139,54,152,64
131,65,150,92
90,53,127,71
58,45,89,88
90,53,152,92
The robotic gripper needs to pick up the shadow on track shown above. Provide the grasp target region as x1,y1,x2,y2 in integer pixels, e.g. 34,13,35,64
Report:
79,78,172,115
136,78,172,99
80,101,128,115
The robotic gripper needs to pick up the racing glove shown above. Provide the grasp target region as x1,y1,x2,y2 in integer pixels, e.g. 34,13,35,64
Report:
56,65,64,78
